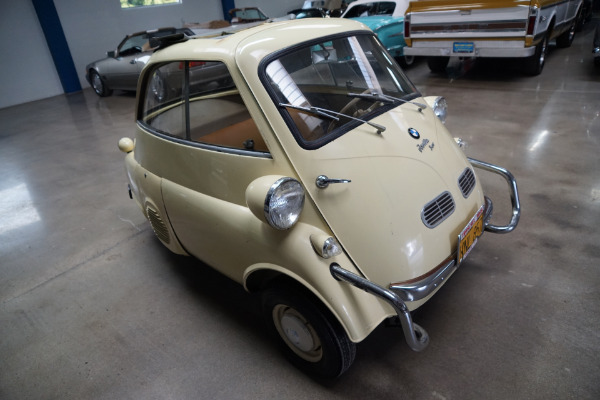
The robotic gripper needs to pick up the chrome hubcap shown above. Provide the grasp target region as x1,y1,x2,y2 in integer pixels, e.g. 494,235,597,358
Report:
273,305,322,362
92,74,102,93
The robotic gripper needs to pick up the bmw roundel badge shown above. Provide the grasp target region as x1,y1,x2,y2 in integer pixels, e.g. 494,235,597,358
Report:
408,128,420,139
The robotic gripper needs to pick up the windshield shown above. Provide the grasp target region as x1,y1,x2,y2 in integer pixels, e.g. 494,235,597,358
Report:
264,33,418,148
344,2,396,18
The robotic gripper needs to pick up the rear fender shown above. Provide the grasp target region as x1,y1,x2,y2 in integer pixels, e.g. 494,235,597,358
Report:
125,152,188,255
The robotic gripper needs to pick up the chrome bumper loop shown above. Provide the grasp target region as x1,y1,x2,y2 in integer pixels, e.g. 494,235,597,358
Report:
330,263,429,352
468,157,521,234
330,160,519,351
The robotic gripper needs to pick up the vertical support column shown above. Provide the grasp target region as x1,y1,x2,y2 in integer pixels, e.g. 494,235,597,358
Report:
221,0,235,22
31,0,81,93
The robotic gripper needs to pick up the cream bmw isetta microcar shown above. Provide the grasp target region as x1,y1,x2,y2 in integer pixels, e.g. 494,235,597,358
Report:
118,19,520,378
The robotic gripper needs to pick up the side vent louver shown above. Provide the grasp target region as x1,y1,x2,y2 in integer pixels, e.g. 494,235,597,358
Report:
422,191,455,228
458,168,476,198
146,207,171,244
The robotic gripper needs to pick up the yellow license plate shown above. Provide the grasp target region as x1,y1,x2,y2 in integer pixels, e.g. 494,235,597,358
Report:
458,205,484,265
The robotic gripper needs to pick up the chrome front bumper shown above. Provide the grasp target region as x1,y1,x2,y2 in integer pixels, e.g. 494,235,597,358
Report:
331,159,521,351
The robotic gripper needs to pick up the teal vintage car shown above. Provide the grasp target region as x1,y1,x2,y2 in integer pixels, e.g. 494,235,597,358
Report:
342,0,414,66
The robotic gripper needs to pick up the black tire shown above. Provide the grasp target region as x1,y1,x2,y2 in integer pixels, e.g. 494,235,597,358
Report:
556,17,576,48
427,56,449,73
262,282,356,378
398,55,415,68
89,70,112,97
523,34,548,76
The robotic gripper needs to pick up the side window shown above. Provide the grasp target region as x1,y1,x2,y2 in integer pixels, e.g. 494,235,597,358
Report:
140,61,268,153
119,34,148,56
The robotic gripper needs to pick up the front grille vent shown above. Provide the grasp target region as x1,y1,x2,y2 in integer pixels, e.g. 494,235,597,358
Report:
458,167,476,198
146,207,171,244
421,191,455,228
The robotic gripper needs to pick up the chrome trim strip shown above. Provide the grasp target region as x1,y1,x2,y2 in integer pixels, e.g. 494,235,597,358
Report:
468,158,521,234
390,258,456,302
330,264,429,352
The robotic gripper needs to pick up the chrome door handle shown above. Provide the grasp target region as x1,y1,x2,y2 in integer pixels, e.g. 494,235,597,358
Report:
315,175,351,189
130,60,137,64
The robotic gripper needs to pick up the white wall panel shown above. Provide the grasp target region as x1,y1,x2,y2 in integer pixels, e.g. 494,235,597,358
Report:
0,1,63,109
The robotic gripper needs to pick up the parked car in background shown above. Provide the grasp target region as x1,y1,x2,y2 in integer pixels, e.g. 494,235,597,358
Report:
403,0,584,75
578,0,595,30
118,18,521,377
593,23,600,67
288,7,328,18
342,0,414,66
85,27,194,97
229,7,269,24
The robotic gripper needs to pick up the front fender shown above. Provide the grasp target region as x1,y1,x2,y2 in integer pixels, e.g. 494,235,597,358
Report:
244,257,393,343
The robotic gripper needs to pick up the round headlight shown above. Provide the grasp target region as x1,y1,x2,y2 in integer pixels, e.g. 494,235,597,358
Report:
264,178,305,230
432,96,448,124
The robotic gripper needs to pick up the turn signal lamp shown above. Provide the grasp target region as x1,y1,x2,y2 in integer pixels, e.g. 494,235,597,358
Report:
310,235,342,259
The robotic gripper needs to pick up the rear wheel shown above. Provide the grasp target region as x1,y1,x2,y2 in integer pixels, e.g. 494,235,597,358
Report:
523,34,548,76
90,70,112,97
556,16,577,48
262,282,356,378
427,56,449,73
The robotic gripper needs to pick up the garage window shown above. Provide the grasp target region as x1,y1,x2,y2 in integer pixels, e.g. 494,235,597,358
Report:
120,0,181,9
140,61,268,154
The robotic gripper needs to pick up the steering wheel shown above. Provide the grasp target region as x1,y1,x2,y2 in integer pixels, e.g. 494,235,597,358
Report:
326,89,380,133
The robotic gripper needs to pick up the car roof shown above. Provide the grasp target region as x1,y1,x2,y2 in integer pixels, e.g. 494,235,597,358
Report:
149,18,371,65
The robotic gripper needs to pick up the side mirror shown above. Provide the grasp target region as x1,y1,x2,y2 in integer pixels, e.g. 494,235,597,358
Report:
107,50,116,58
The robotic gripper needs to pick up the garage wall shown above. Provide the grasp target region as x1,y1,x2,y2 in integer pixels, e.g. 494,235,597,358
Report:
235,0,304,18
0,0,306,109
0,1,64,109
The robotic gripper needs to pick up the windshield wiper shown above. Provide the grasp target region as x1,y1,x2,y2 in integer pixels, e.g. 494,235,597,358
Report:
347,92,427,112
279,103,386,134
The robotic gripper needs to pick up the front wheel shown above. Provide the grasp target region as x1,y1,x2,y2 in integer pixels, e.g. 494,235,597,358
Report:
90,70,112,97
262,283,356,378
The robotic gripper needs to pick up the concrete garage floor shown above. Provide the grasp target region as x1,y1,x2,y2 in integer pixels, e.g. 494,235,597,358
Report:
1,22,599,400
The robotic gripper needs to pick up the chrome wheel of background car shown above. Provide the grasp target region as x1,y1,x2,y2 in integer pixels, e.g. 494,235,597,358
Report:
399,55,415,68
90,70,112,97
262,282,356,378
150,72,167,102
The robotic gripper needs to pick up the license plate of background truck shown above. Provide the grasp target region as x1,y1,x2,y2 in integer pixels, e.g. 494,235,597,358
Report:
453,42,474,53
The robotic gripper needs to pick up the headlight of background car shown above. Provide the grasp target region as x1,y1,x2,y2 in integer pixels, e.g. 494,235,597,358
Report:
265,178,305,230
